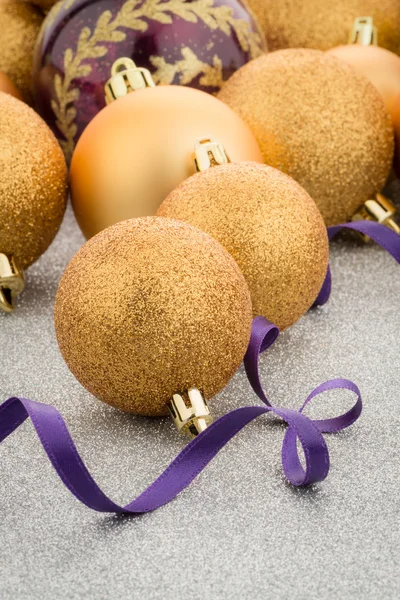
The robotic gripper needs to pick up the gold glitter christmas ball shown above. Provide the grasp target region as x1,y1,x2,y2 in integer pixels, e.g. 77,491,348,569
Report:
70,85,263,239
246,0,400,55
158,162,329,330
0,71,22,100
327,44,400,170
218,50,394,225
0,92,68,269
54,217,253,416
0,1,43,104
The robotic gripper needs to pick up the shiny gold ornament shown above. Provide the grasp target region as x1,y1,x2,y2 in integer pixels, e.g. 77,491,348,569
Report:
0,254,25,313
0,92,68,310
158,162,329,330
70,62,263,239
245,0,400,55
54,217,253,417
328,17,400,176
352,193,400,242
0,71,22,100
0,1,43,104
218,50,394,226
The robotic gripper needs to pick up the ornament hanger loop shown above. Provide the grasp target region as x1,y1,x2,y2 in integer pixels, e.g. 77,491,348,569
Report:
349,17,378,46
194,138,230,172
168,388,212,438
105,57,155,104
352,194,400,242
0,254,25,313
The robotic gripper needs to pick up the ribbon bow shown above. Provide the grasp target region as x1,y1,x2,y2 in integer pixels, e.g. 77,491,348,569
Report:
0,316,361,514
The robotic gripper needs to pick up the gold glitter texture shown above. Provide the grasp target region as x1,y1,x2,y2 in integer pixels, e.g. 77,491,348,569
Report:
0,1,44,104
246,0,400,55
54,217,253,416
218,50,394,225
158,162,329,330
0,93,68,269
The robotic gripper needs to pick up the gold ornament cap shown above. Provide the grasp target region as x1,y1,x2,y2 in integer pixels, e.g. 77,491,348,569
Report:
194,138,230,172
349,17,378,46
168,388,213,438
0,254,25,313
352,193,400,242
104,58,155,104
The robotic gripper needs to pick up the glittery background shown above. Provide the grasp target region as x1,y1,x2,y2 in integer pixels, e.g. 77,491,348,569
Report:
1,184,400,598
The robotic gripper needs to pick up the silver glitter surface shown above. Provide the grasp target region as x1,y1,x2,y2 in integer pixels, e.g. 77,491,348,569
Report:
1,187,400,599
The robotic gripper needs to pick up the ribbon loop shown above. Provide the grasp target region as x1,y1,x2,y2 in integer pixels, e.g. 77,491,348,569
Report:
244,317,362,484
314,221,400,307
0,318,362,514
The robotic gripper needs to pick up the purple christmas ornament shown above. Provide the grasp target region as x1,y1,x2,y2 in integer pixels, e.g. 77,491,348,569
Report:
33,0,266,160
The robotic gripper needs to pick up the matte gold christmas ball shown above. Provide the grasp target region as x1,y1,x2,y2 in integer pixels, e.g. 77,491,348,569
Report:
245,0,400,55
0,1,43,104
158,162,329,330
70,85,263,239
0,71,22,100
0,92,68,269
218,50,394,225
55,217,253,416
327,44,400,166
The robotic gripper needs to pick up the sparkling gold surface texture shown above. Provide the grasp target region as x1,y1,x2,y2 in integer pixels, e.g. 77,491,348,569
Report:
158,162,328,330
54,217,253,416
0,0,44,103
328,45,400,116
327,44,400,173
218,50,394,225
70,85,263,239
246,0,400,54
0,93,68,269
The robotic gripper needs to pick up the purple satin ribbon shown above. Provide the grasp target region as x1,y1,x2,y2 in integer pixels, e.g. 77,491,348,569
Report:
0,317,361,514
315,221,400,306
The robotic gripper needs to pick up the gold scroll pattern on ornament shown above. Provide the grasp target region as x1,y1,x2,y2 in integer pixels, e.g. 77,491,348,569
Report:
43,0,265,159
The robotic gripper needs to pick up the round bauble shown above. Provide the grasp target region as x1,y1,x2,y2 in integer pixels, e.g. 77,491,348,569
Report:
0,71,22,100
70,84,263,239
0,93,68,270
158,162,329,330
0,1,43,104
327,44,400,170
245,0,400,54
54,217,253,416
33,0,266,160
218,49,394,226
